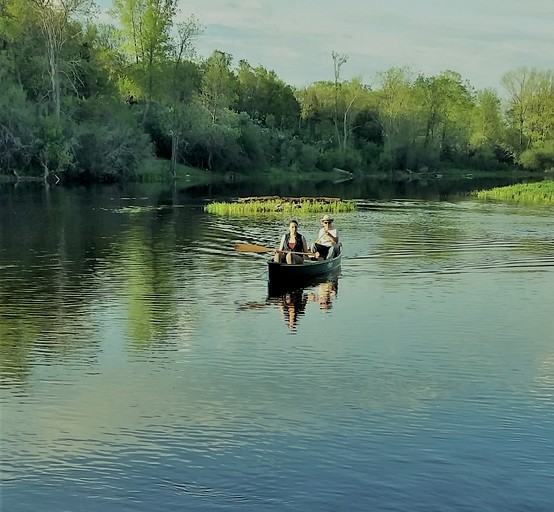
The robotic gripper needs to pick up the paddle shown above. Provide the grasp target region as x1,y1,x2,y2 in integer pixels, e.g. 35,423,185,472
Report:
235,243,274,253
234,243,314,256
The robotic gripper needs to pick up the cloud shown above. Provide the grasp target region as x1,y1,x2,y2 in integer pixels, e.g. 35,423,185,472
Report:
101,0,554,90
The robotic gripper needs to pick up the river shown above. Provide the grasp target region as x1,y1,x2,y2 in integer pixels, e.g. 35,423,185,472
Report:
1,179,553,511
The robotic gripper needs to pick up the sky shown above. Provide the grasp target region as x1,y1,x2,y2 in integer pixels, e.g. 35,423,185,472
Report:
99,0,554,91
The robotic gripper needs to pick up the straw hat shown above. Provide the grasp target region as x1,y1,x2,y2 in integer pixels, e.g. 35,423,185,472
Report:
321,214,334,222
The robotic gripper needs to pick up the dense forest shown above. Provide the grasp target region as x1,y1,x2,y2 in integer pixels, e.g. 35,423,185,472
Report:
1,0,554,184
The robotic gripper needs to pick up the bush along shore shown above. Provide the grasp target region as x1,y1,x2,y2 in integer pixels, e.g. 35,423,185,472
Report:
204,196,357,215
474,180,554,205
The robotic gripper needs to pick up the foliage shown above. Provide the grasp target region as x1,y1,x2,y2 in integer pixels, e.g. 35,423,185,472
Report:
30,0,95,120
36,116,73,176
69,98,152,181
235,60,300,130
111,0,177,99
200,50,237,124
2,0,554,183
518,141,554,172
204,197,357,215
474,180,554,205
0,77,40,174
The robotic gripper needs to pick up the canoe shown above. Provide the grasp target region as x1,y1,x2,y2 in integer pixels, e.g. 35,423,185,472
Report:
267,250,342,285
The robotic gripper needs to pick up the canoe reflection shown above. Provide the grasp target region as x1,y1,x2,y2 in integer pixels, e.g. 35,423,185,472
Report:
268,278,339,333
236,275,340,333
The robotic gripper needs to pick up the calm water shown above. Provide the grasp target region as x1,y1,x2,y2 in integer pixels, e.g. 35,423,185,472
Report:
1,182,553,511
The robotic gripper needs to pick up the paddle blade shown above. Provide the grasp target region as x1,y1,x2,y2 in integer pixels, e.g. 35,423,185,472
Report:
235,243,274,253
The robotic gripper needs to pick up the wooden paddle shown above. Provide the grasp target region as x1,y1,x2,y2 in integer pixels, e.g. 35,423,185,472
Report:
235,243,274,253
234,243,314,256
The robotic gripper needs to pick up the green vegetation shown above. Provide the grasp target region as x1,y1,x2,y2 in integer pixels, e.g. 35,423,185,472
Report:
475,181,554,205
135,157,209,184
204,197,357,215
1,0,553,184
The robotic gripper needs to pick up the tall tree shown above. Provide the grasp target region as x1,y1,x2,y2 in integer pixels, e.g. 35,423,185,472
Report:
413,70,473,162
200,50,236,125
30,0,93,120
503,68,554,169
375,66,416,169
470,88,504,148
338,77,366,161
167,15,202,176
111,0,177,101
331,51,347,156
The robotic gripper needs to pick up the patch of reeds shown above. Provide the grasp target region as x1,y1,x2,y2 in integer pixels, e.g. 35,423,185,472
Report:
204,196,357,215
474,180,554,205
112,205,165,214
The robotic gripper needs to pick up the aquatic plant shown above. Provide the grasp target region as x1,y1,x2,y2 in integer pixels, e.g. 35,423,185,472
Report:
474,180,554,205
112,205,165,214
204,196,357,215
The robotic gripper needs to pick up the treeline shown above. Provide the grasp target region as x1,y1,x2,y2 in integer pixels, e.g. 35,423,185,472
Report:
1,0,554,183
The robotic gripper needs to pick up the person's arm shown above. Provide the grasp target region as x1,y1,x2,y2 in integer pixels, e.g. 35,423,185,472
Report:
302,235,309,253
325,228,338,245
277,234,285,252
314,228,324,245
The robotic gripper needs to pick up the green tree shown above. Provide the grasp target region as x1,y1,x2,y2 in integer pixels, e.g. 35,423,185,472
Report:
111,0,177,102
502,68,554,169
413,71,474,165
200,50,237,125
470,89,504,148
375,66,417,170
1,0,51,107
235,60,299,130
502,67,535,151
0,76,40,176
166,15,202,176
36,115,73,181
70,97,152,181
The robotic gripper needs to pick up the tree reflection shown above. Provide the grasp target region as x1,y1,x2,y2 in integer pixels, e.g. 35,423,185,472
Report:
0,184,207,386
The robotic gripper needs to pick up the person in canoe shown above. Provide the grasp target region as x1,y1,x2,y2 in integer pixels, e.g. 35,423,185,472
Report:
312,214,339,260
274,219,310,264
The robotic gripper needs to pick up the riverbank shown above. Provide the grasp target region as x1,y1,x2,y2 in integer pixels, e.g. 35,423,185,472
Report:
2,161,549,194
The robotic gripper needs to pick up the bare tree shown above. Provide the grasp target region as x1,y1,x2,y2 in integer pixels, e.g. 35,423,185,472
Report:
31,0,93,121
169,16,202,177
332,51,348,155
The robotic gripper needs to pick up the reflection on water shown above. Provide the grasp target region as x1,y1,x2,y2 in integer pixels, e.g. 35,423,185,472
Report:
270,288,309,332
310,279,338,310
237,277,340,333
269,278,339,332
1,183,554,512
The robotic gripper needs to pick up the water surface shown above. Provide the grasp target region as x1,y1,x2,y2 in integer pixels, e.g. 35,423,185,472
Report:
1,183,553,511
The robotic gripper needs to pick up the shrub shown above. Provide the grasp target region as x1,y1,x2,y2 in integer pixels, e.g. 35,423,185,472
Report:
0,79,40,175
519,141,554,172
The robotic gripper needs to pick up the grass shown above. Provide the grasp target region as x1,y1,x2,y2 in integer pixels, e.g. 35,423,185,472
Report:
204,196,357,215
474,180,554,205
135,157,211,186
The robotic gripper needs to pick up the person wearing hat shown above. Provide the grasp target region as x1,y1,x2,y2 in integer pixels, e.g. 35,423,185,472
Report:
312,214,339,260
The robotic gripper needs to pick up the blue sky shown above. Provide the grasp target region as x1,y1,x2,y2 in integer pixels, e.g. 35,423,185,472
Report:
98,0,554,91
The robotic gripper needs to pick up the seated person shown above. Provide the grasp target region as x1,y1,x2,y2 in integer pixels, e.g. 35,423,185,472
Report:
312,214,339,260
274,219,310,264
